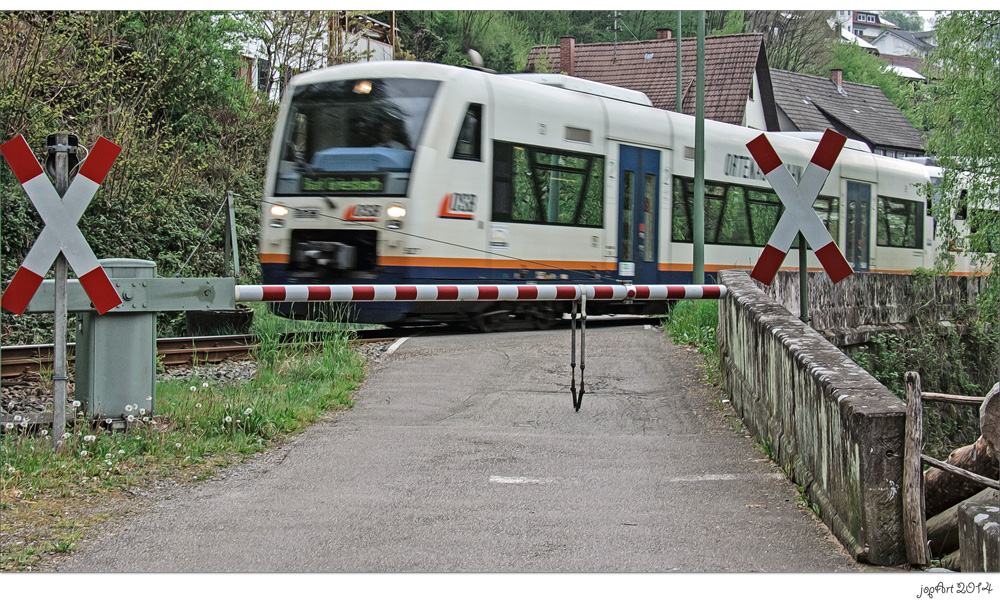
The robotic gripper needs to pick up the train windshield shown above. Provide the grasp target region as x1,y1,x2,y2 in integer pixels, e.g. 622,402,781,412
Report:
274,78,441,196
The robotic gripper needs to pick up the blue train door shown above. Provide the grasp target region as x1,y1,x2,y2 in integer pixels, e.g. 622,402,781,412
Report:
619,145,660,283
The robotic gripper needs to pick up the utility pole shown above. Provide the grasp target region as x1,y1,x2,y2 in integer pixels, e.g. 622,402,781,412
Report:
609,11,621,62
676,11,682,114
693,12,706,284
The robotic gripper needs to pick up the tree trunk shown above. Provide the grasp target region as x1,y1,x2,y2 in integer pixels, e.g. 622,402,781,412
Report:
924,436,999,518
924,385,1000,518
926,488,999,557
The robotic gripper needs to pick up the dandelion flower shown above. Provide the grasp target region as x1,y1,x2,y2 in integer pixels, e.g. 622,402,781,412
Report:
62,432,71,439
142,417,149,423
80,450,88,457
125,404,134,412
175,443,182,449
117,449,125,455
84,435,96,442
41,429,49,436
224,416,232,423
202,382,209,388
7,466,15,474
146,396,152,402
105,453,112,459
13,415,22,422
4,423,13,430
105,460,112,466
105,419,113,424
127,415,135,422
244,408,252,415
139,408,146,416
190,386,197,392
72,400,81,408
19,421,28,428
195,403,202,409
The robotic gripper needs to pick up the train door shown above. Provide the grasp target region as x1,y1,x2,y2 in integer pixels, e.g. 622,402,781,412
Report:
618,145,660,283
846,181,872,272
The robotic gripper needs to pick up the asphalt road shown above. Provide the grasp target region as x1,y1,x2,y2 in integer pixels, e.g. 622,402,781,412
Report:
57,324,858,572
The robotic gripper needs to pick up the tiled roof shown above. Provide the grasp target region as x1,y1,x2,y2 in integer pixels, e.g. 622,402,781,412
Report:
526,34,769,126
882,53,928,74
770,69,925,153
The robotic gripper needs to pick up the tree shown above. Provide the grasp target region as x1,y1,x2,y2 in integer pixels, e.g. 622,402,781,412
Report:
918,11,999,322
744,11,836,73
0,11,277,342
878,10,924,32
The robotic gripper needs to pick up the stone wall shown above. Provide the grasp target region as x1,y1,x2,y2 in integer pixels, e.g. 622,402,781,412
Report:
718,269,908,565
762,271,985,347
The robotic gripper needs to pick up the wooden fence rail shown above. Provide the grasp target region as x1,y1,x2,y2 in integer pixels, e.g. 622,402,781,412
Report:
903,371,999,566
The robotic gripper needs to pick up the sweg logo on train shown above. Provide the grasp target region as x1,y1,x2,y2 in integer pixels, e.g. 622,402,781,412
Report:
302,176,383,193
439,193,477,220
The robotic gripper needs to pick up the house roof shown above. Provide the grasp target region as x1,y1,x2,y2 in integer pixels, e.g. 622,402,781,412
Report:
770,69,925,153
882,53,930,80
525,33,776,128
872,28,935,54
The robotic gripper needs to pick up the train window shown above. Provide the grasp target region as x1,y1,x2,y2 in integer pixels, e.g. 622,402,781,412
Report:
622,171,634,261
877,197,923,248
644,174,656,262
967,209,999,253
672,177,837,247
453,104,482,161
491,141,603,228
273,78,440,196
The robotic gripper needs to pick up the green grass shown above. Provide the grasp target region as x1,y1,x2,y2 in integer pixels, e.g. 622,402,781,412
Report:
662,300,721,385
1,307,365,571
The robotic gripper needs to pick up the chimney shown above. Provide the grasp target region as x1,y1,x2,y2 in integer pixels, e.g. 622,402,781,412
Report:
559,36,575,76
830,68,843,89
657,28,672,40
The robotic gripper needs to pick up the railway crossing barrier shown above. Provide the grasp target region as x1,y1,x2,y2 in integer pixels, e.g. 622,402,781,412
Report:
21,260,235,423
235,282,727,411
15,272,726,418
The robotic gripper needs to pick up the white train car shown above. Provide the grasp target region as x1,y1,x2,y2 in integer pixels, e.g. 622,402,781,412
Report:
258,61,968,326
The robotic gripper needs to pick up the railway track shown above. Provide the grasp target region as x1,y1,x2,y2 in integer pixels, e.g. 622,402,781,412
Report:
0,328,402,379
1,315,652,380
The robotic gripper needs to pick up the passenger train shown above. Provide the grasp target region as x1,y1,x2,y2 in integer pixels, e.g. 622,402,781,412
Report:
258,60,970,327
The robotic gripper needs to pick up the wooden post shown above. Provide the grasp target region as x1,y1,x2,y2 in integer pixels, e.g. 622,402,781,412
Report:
904,371,928,565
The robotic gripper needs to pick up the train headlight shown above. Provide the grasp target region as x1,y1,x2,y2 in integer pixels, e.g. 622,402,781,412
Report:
271,205,289,217
386,204,406,229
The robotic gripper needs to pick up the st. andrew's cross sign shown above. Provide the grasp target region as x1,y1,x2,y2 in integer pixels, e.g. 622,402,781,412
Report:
1,135,123,315
745,129,854,286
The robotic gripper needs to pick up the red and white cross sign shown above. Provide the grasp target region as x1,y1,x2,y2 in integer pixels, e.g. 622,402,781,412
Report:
746,129,854,285
1,135,123,315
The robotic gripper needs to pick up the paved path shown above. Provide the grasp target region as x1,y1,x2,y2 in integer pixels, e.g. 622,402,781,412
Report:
58,325,858,572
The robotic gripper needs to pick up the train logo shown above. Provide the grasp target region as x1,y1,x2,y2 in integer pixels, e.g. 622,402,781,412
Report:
344,204,381,222
439,193,477,220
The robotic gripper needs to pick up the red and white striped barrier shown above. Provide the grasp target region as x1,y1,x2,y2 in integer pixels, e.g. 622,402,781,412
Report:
1,136,123,314
235,283,726,303
746,129,853,285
